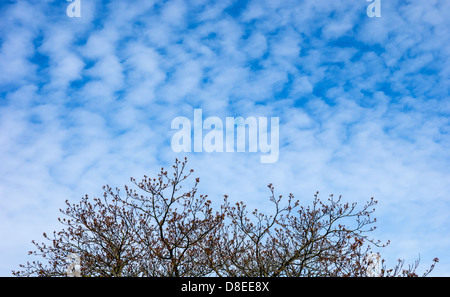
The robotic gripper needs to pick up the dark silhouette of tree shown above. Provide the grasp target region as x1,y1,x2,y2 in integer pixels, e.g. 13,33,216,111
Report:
13,158,438,277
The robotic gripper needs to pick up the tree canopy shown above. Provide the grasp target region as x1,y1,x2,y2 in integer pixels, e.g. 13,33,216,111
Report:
13,158,438,277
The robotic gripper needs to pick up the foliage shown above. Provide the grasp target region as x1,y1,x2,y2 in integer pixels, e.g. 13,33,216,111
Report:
13,158,438,277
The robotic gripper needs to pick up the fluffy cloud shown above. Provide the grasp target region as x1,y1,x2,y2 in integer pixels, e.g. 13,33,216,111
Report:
0,0,449,275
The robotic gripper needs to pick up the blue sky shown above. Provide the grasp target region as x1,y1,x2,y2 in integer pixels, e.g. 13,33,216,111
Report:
0,0,449,276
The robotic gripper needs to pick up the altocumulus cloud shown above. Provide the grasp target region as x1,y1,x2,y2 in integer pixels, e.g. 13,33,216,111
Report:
0,0,449,275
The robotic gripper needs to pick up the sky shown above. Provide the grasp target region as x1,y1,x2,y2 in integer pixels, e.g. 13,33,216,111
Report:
0,0,449,276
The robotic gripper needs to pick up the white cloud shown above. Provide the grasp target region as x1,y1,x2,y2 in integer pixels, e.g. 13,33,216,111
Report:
0,0,449,276
0,28,36,87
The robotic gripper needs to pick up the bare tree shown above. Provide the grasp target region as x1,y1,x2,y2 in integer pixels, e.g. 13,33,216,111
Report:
13,158,438,277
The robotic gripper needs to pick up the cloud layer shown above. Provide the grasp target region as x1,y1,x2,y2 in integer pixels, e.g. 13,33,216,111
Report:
0,0,449,275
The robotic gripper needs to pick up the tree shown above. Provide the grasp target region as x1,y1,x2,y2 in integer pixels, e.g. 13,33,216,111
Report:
13,158,438,277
